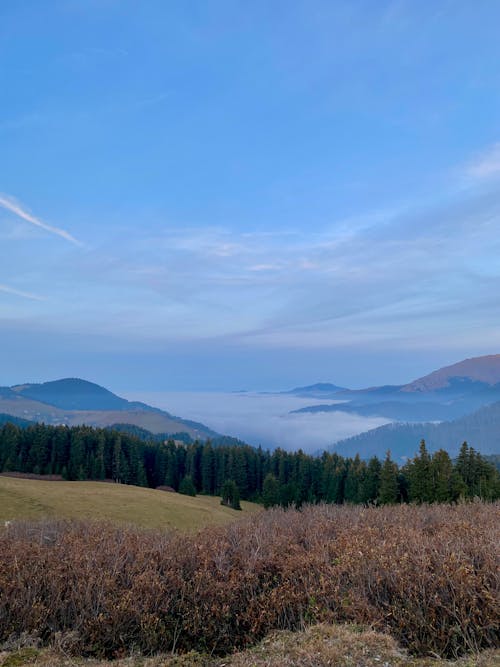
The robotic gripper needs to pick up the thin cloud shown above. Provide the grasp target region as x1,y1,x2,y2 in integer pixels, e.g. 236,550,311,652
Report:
0,194,82,246
463,142,500,181
0,283,44,301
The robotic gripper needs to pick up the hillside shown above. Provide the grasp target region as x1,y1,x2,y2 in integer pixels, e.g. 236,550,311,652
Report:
0,378,217,439
0,476,259,530
332,400,500,459
402,354,500,392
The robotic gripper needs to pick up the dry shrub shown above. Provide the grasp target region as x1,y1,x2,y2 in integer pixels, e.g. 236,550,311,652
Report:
0,504,498,659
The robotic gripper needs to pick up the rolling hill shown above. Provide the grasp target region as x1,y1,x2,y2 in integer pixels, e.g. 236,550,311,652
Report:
0,378,217,439
0,476,259,530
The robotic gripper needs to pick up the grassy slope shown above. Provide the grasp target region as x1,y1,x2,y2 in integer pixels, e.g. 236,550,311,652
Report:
0,398,213,437
0,476,259,531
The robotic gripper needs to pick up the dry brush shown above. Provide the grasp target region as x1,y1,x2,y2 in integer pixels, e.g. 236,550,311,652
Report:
0,503,498,659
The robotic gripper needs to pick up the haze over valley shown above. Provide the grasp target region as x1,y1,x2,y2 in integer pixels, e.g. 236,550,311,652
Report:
123,390,391,452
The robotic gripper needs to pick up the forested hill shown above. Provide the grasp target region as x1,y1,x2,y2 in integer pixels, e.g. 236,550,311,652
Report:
0,421,498,506
0,378,218,439
332,400,500,459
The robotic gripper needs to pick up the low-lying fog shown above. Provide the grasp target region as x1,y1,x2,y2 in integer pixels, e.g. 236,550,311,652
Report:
124,391,390,453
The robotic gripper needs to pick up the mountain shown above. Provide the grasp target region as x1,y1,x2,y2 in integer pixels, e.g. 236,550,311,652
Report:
11,378,136,411
285,383,347,397
0,378,217,439
331,400,500,460
401,354,500,392
291,354,500,423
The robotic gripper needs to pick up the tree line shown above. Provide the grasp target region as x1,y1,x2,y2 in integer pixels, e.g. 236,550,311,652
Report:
0,421,498,505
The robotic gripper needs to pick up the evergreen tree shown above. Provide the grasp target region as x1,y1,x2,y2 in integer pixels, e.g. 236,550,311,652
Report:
201,441,215,494
179,475,197,496
359,456,381,504
0,423,19,471
379,451,399,504
408,440,433,503
92,432,106,480
431,449,454,502
112,435,122,482
262,473,280,508
220,479,241,510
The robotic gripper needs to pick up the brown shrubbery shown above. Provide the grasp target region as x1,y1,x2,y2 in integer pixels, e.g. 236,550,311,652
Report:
0,503,498,659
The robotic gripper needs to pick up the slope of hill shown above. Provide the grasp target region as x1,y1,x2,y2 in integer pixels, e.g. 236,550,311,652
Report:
402,354,500,392
332,400,500,459
0,378,217,439
0,476,259,530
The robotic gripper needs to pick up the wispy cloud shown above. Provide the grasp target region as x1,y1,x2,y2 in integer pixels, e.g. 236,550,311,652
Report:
463,142,500,182
0,284,44,301
0,194,82,246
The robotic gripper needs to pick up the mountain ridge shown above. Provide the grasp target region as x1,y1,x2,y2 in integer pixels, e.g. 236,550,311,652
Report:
0,378,217,439
330,400,500,460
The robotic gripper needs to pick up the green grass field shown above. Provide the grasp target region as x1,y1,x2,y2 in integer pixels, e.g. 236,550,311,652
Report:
0,476,260,530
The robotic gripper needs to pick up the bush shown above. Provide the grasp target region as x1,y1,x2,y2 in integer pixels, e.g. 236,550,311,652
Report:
0,503,498,658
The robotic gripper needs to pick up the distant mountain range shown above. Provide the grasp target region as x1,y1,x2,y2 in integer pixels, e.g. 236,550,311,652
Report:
289,354,500,422
288,354,500,457
0,378,217,439
3,354,500,459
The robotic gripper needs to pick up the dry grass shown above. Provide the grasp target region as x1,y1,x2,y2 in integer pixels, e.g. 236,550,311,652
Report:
0,503,498,659
0,476,259,530
1,625,499,666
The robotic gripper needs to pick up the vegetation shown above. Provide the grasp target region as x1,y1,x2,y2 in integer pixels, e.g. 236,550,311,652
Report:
0,421,498,505
0,503,497,659
220,479,241,510
0,477,258,530
334,400,500,459
1,625,499,666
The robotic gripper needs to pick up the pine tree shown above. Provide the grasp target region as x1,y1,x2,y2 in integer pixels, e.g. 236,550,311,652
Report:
112,435,122,482
0,423,19,471
179,475,197,496
262,473,280,508
431,449,453,502
220,479,241,510
201,441,215,494
408,440,433,503
379,451,399,504
359,456,381,504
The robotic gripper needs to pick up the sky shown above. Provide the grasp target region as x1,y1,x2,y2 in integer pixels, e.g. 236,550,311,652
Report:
2,0,500,392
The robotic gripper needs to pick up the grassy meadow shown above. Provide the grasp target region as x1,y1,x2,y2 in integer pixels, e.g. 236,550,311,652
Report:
0,476,259,531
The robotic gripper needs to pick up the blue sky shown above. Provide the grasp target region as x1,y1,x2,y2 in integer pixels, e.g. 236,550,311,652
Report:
1,0,500,391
